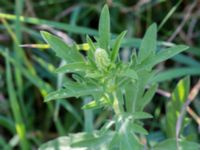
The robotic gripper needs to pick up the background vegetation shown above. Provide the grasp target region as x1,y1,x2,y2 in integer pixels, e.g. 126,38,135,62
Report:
0,0,200,149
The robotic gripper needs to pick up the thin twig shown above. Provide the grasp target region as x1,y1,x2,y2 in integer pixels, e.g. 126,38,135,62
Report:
187,8,200,39
179,30,193,45
25,0,36,17
167,0,197,42
187,17,197,39
156,85,200,127
156,88,171,98
54,4,82,21
186,107,200,129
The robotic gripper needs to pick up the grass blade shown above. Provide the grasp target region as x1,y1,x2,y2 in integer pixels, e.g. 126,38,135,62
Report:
0,13,98,35
158,0,182,30
6,51,29,150
0,115,15,134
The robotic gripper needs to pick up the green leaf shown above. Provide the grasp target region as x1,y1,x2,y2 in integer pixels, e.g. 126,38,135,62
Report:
71,132,114,148
108,133,121,150
39,132,106,150
39,137,79,150
98,4,110,50
111,31,127,62
116,117,144,150
100,120,115,134
137,84,158,111
172,76,190,104
86,35,96,52
55,62,91,74
124,70,154,113
132,112,153,120
151,67,200,82
138,23,157,63
108,132,143,150
120,132,136,150
131,123,148,135
0,115,15,134
153,45,188,66
41,31,84,63
120,68,138,81
86,35,97,68
45,83,103,102
0,49,51,96
124,82,138,113
172,54,200,67
6,51,30,150
153,138,200,150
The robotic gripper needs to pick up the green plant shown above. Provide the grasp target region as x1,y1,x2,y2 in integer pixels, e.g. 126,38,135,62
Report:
38,4,199,150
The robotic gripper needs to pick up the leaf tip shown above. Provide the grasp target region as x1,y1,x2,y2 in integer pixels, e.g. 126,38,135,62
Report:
40,31,49,37
102,4,109,11
44,95,52,102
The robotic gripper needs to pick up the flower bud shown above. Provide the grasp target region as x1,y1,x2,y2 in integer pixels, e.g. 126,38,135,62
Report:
95,48,111,71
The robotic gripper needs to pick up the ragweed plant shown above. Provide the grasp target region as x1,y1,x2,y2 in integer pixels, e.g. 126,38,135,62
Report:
38,5,198,150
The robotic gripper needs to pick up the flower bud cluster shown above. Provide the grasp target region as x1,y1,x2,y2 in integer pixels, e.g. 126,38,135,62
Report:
94,48,111,71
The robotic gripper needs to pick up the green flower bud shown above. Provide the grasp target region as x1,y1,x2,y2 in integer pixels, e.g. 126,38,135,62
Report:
95,48,111,71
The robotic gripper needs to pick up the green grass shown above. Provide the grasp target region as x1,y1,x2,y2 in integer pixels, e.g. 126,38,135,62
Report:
6,50,30,150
